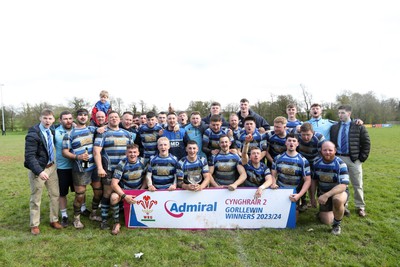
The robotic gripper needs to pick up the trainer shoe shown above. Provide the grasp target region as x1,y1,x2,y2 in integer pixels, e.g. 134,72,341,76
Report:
331,224,341,235
100,220,110,230
61,216,69,228
73,216,84,229
89,210,102,222
81,209,91,217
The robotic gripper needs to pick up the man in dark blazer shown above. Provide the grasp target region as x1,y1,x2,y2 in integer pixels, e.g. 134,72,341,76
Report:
24,109,62,235
330,105,371,217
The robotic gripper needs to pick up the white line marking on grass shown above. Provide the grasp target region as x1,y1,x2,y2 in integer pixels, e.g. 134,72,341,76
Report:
232,231,250,267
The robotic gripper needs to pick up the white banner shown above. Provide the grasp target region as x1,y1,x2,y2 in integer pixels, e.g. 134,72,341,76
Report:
123,188,296,229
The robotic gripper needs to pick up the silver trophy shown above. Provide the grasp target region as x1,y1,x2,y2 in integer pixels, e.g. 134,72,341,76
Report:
187,173,202,184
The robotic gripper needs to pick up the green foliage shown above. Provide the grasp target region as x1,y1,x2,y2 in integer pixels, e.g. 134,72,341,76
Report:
251,95,299,124
335,91,399,124
2,91,400,131
68,97,90,112
1,127,399,266
187,100,212,118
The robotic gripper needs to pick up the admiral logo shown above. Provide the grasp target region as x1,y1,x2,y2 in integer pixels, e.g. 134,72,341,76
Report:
164,201,217,218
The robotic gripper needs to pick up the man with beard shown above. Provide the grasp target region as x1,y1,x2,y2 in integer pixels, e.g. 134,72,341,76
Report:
62,108,103,229
55,111,74,227
229,113,242,138
202,115,235,164
270,133,311,220
263,116,291,168
311,141,349,235
93,111,134,230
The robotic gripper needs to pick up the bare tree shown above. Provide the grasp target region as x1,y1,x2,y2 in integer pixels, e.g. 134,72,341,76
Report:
111,97,124,114
224,103,239,113
300,84,313,120
127,102,137,114
139,100,147,114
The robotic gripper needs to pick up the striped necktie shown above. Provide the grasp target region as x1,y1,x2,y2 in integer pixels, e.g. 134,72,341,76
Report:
340,123,348,153
46,129,54,162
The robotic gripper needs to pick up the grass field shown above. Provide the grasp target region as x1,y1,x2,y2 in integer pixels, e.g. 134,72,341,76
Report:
0,127,399,267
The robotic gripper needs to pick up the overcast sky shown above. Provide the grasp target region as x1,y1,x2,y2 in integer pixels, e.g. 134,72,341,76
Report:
1,1,399,112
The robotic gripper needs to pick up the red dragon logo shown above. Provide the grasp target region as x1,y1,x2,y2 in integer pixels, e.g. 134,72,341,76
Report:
136,195,158,221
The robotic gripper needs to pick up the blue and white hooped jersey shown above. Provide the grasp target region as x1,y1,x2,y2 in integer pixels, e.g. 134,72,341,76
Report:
312,156,349,194
243,162,271,187
286,119,303,130
148,154,179,189
113,157,147,189
297,132,325,166
138,124,163,159
210,152,242,186
264,130,290,159
272,152,311,189
94,127,133,172
177,156,209,185
235,129,265,151
63,126,97,172
203,128,232,151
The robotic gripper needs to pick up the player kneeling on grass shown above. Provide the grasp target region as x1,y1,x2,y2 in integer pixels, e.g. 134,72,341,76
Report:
110,144,147,235
310,141,349,235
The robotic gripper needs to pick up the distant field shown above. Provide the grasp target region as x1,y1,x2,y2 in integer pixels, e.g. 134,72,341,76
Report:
0,127,399,266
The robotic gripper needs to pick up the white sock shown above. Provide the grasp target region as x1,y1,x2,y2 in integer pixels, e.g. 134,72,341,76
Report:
81,203,87,212
61,209,68,218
